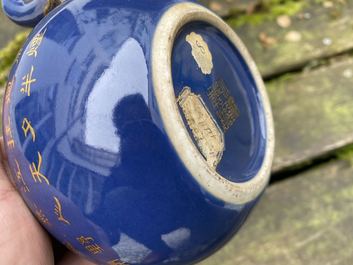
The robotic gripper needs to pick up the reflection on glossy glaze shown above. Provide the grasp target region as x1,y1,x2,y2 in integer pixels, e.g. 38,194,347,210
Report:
85,37,148,154
3,0,273,264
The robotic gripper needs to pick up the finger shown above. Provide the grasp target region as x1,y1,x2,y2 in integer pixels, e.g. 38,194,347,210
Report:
0,137,19,198
58,251,97,265
0,138,54,265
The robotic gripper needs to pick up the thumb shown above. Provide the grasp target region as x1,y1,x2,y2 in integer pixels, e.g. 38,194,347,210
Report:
0,137,54,265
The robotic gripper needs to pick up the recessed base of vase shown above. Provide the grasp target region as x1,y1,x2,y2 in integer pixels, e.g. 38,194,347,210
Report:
152,2,274,205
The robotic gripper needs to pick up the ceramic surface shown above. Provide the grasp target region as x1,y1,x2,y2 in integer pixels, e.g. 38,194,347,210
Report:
2,0,273,264
1,0,48,27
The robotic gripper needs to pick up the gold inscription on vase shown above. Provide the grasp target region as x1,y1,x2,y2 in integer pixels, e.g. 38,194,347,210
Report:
178,87,224,169
208,79,240,132
186,32,213,75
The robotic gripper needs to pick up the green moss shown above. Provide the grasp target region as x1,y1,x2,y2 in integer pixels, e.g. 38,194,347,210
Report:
226,0,307,28
0,31,30,86
336,144,353,165
266,72,296,90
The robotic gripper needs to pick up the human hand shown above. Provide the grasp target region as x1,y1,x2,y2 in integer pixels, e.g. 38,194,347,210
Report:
0,137,96,265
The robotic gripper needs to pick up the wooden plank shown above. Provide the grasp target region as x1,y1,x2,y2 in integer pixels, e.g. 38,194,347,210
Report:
201,158,353,265
200,0,259,17
269,57,353,172
224,0,353,77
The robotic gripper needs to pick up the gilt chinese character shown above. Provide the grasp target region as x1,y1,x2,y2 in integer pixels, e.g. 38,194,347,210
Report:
15,159,29,192
29,152,50,185
22,118,36,142
5,116,15,149
77,236,104,255
77,236,94,245
54,197,70,225
5,76,15,105
35,207,50,226
26,29,46,57
20,66,36,97
6,138,15,149
86,244,104,255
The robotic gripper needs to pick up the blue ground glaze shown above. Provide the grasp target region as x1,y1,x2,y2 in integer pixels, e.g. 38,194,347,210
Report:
3,0,268,264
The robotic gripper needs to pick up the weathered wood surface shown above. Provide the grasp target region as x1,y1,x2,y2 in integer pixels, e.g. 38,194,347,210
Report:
0,12,23,49
201,158,353,265
208,0,353,78
270,57,353,173
201,0,259,17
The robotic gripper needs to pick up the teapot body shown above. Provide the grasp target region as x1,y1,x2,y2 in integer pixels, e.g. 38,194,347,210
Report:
3,0,274,264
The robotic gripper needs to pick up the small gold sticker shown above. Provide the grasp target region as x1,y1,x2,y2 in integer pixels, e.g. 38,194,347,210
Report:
178,87,224,169
186,32,214,75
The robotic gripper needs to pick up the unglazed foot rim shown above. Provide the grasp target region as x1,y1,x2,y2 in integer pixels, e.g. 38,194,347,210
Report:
152,2,275,205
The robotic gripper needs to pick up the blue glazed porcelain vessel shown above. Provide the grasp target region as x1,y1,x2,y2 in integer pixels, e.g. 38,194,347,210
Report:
2,0,274,264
